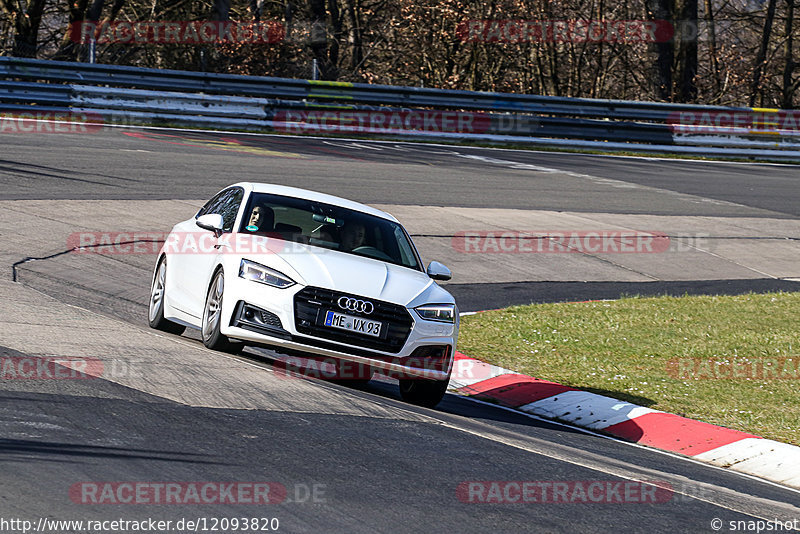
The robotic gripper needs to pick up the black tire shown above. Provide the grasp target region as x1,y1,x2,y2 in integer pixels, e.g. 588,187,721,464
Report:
201,269,240,352
148,257,186,335
398,377,450,408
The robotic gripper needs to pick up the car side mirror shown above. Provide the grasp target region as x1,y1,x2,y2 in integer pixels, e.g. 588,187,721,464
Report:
196,214,225,236
426,261,452,281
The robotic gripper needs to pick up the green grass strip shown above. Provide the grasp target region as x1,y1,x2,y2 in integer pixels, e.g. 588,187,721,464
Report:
458,292,800,445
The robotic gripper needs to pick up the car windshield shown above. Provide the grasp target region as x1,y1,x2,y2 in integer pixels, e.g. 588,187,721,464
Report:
239,192,422,271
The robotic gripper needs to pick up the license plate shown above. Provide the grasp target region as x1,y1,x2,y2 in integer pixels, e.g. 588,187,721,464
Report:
324,310,382,338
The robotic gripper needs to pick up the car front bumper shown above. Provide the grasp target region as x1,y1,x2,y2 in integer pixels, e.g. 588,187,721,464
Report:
219,278,457,381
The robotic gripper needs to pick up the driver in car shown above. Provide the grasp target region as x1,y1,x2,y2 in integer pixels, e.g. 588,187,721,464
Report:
247,205,274,233
339,221,366,251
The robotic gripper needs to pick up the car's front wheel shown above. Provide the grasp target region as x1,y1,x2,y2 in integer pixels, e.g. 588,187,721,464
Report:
148,258,186,335
398,377,450,408
202,269,241,353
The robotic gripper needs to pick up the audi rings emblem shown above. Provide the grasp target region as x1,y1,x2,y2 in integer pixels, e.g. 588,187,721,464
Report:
337,297,374,315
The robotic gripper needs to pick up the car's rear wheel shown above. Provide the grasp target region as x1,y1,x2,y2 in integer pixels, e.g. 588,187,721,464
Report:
202,270,241,353
148,258,186,335
398,377,450,408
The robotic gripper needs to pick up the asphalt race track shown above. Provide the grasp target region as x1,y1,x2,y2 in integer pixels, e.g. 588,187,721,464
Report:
1,127,799,533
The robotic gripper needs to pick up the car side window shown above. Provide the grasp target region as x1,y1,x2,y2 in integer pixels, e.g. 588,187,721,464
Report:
198,191,225,218
216,189,244,232
199,188,244,232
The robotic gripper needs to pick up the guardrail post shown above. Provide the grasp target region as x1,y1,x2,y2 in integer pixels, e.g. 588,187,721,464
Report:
88,37,96,64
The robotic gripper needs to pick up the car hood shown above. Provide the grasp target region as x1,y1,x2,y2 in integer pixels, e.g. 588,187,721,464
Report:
240,240,452,306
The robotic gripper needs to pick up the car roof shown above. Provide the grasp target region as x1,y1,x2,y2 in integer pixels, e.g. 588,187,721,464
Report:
229,182,399,223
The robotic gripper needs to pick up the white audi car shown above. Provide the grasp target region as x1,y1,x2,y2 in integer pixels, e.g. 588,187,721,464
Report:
148,183,458,407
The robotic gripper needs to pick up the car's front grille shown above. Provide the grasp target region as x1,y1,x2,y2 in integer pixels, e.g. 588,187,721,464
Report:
294,287,413,353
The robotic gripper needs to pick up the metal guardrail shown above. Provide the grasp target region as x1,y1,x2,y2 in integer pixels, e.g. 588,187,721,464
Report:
0,80,72,106
0,56,798,161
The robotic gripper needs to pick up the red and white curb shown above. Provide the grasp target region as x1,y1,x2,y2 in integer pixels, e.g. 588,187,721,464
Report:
448,351,800,490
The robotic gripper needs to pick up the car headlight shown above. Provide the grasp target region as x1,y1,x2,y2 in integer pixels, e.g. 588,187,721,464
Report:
414,304,456,323
239,259,295,289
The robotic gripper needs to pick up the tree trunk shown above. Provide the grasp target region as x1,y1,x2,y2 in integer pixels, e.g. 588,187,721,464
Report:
344,0,362,72
748,0,778,107
326,0,342,78
648,0,674,101
308,0,337,80
2,0,48,57
53,0,90,61
85,0,105,22
210,0,231,21
675,0,698,102
781,0,796,108
284,1,294,40
250,0,264,21
704,0,720,100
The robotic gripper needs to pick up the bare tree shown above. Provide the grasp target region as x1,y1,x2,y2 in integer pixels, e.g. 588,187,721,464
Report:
749,0,778,106
0,0,796,107
211,0,231,20
675,0,698,102
648,0,674,100
703,0,720,100
307,0,335,79
249,0,264,20
52,0,126,61
344,0,361,71
781,0,798,108
0,0,47,56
